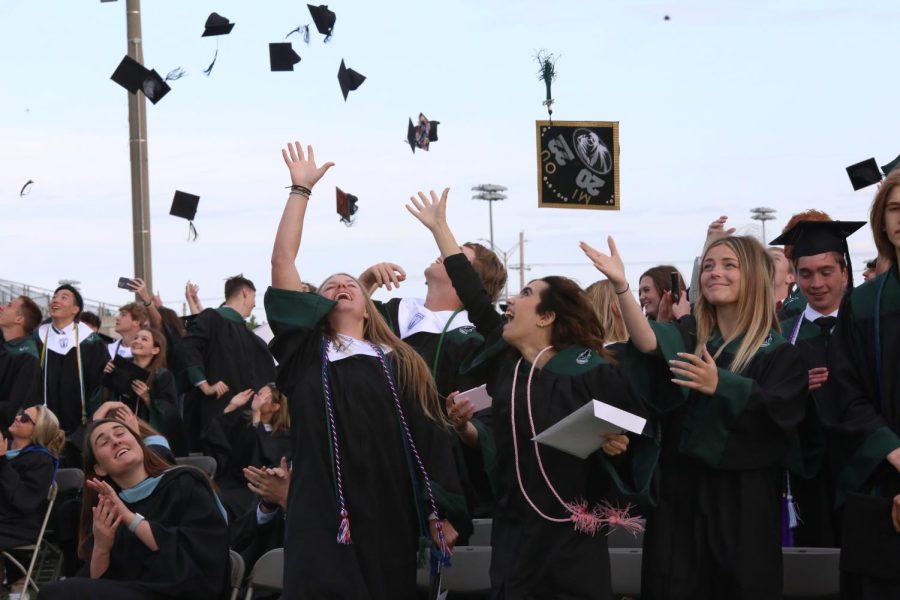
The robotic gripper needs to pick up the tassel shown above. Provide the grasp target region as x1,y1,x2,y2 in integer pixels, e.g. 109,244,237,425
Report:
786,492,799,529
188,221,198,242
433,522,451,567
565,498,604,536
165,67,186,82
595,501,645,536
336,510,353,545
203,47,218,76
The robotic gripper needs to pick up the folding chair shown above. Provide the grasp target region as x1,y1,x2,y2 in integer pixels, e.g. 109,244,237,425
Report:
609,548,642,598
244,547,283,600
782,547,840,599
175,455,218,478
441,545,492,594
469,518,492,546
1,482,58,600
54,468,84,496
229,549,246,600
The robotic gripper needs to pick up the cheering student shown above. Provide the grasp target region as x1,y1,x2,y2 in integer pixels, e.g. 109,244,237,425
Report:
265,142,461,599
92,401,175,464
0,295,43,432
824,170,900,599
582,233,807,600
0,406,64,595
637,265,686,321
38,419,229,600
108,303,148,360
409,189,656,599
37,285,109,463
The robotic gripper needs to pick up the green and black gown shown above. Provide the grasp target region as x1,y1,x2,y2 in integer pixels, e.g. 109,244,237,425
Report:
626,320,807,600
265,288,463,600
780,309,840,547
0,335,42,435
823,265,900,599
175,306,276,450
444,254,658,600
378,296,495,536
38,467,230,600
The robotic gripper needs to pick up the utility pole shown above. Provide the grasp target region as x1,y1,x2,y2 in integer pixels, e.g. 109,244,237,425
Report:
127,0,153,293
471,184,507,251
518,230,526,291
750,207,776,244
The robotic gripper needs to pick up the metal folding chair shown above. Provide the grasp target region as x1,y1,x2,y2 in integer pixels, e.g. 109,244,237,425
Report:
782,547,841,599
1,482,58,599
244,547,283,600
175,455,218,478
229,549,246,600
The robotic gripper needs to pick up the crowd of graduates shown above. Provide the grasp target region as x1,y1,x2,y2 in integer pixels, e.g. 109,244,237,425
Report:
0,142,898,600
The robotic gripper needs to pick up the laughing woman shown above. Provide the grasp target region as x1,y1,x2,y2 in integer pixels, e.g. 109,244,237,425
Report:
408,189,657,600
265,142,461,600
582,234,807,600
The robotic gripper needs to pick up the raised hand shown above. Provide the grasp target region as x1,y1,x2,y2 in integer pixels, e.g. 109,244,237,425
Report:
282,142,335,189
359,262,407,294
579,237,628,290
669,348,719,395
92,495,122,553
406,188,449,231
224,388,254,413
705,215,736,250
128,277,153,305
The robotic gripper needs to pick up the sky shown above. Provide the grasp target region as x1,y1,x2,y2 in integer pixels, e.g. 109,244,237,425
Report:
1,0,898,320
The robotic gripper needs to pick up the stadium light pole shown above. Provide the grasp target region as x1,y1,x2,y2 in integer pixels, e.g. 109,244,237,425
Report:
750,207,776,244
471,184,507,251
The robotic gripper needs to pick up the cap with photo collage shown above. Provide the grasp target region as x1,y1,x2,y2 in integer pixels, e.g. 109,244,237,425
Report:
336,187,358,226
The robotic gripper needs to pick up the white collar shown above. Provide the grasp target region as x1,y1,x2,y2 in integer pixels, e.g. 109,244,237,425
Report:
108,340,133,359
39,321,94,355
327,334,392,362
802,304,839,323
396,297,473,340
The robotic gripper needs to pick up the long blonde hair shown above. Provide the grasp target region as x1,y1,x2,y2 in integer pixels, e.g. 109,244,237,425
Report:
30,405,66,458
321,274,447,426
695,236,778,374
584,280,628,344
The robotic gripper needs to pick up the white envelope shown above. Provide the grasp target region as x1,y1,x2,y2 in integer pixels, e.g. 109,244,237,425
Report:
454,384,492,412
532,399,646,459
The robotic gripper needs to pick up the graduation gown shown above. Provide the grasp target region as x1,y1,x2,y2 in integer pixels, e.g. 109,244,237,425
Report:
823,266,900,598
265,288,463,600
0,335,42,434
626,321,807,600
38,467,230,600
444,254,657,600
174,307,275,448
0,445,56,549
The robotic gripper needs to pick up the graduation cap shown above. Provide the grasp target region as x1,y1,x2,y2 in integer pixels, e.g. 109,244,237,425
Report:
770,220,865,286
881,154,900,177
202,12,235,36
270,43,302,71
336,187,358,226
307,4,336,40
337,59,365,101
406,113,440,153
110,56,171,104
170,190,200,241
103,355,150,398
846,158,883,191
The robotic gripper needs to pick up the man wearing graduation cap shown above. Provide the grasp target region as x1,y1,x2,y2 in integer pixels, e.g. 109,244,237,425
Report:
771,218,864,548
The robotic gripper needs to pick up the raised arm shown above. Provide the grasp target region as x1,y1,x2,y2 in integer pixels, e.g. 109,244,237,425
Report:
185,281,204,315
580,237,658,353
406,188,462,259
271,141,334,291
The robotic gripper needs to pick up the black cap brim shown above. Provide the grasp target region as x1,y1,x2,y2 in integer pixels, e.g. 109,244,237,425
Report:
406,119,417,153
337,59,365,101
846,158,883,191
170,190,200,221
881,154,900,177
202,12,235,36
111,55,151,94
269,43,301,71
307,4,336,37
103,355,151,397
770,220,866,259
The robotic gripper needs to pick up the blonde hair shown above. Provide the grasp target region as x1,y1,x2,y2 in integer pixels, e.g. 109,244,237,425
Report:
584,280,628,343
695,236,778,374
321,274,447,426
30,405,66,458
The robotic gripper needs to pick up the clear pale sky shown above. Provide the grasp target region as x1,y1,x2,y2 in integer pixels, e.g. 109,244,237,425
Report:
2,0,898,318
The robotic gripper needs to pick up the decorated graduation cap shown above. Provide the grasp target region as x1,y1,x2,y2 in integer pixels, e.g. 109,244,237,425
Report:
110,56,171,104
846,158,882,191
202,12,235,36
336,187,358,226
406,114,440,153
270,43,302,71
103,355,151,397
535,49,558,119
307,4,336,40
170,191,200,241
337,60,365,101
770,220,865,286
881,154,900,177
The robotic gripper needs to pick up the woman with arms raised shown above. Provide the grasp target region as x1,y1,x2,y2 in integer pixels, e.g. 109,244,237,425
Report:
265,142,461,600
582,234,807,600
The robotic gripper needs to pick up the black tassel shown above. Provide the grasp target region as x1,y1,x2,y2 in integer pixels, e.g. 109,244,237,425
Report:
286,24,311,45
188,221,198,242
203,47,219,76
165,67,186,81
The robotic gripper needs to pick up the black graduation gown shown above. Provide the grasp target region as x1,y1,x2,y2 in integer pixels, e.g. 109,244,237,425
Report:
780,314,839,547
626,321,807,600
0,336,42,435
265,287,463,600
0,445,56,549
444,254,657,600
38,467,230,600
174,307,276,449
823,266,900,599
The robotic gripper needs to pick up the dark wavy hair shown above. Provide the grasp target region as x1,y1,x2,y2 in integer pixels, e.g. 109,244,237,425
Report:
535,276,614,362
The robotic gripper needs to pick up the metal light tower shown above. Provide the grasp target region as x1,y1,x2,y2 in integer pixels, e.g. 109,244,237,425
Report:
471,184,507,251
750,207,776,244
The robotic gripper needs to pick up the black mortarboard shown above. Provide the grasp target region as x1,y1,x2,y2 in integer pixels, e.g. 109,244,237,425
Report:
103,355,150,397
170,191,200,241
881,154,900,177
142,70,171,104
110,56,170,104
269,43,301,71
307,4,336,39
406,113,439,153
770,220,865,286
337,59,365,101
846,158,883,191
202,12,235,37
336,187,358,226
